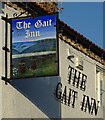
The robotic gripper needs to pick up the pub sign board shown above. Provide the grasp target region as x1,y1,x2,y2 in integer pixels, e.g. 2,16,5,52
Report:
11,14,58,79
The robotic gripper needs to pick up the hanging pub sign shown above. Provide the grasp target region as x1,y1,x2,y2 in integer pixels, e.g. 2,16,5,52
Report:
11,14,58,79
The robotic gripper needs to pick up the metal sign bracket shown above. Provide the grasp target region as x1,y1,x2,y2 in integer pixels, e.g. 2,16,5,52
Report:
1,14,11,85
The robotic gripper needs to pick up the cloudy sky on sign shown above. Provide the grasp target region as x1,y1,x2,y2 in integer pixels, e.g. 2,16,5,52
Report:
12,15,56,43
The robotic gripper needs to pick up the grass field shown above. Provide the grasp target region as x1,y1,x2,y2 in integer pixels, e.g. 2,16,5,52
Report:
12,55,58,78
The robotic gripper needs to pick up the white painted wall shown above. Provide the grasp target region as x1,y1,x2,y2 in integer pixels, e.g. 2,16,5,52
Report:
103,72,105,120
0,2,105,119
2,80,48,118
0,2,4,119
59,39,104,118
0,3,60,119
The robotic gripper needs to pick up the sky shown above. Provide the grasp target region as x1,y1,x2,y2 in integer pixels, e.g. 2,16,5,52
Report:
59,2,103,49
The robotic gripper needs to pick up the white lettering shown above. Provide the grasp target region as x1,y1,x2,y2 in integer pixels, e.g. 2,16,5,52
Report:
25,30,40,38
34,19,52,28
34,20,42,28
16,22,23,30
16,21,31,30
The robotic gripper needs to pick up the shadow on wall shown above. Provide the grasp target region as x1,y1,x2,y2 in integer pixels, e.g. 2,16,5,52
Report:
11,76,61,119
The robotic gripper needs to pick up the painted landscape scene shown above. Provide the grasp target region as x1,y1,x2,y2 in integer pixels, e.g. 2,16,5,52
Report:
12,38,58,78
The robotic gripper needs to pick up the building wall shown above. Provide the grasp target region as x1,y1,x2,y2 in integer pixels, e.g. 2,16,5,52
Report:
0,4,45,119
2,81,49,118
59,39,104,118
0,2,3,119
0,2,105,119
103,73,105,120
0,3,60,119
